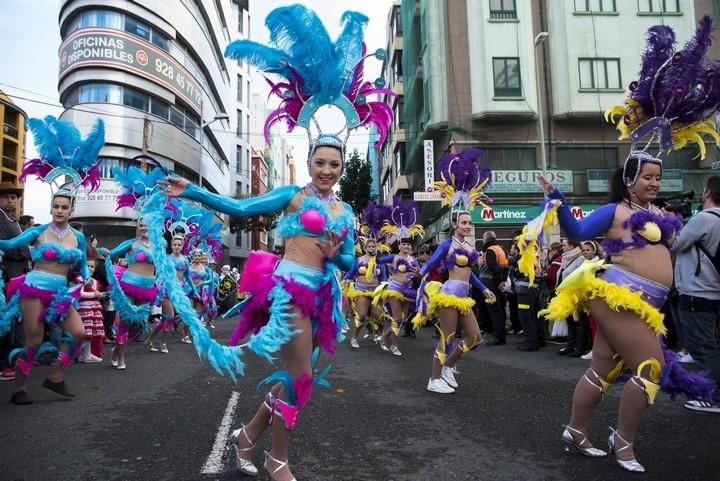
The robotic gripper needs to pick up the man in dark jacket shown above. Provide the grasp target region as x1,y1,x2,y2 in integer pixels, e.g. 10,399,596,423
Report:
477,231,508,345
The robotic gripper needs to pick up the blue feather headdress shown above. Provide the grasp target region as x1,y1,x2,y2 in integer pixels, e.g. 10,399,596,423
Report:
225,4,394,157
605,17,720,185
22,116,105,196
113,156,168,213
182,208,223,264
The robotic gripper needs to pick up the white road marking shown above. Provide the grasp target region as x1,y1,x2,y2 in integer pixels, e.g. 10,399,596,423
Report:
201,391,241,474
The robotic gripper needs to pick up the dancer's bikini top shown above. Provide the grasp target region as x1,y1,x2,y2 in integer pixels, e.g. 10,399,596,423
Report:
189,268,209,281
276,196,354,239
126,245,154,266
602,208,682,254
443,244,480,270
172,254,189,271
31,242,83,268
389,256,418,275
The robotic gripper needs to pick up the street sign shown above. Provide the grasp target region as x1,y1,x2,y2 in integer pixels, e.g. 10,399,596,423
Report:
414,191,443,201
712,161,720,170
423,140,434,191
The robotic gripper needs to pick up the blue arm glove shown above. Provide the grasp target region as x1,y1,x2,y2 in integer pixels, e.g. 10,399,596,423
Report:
470,272,488,292
378,264,387,282
328,224,355,272
343,259,360,281
421,239,450,277
74,230,90,279
107,238,135,259
0,224,43,252
182,183,300,217
376,254,395,265
547,187,616,240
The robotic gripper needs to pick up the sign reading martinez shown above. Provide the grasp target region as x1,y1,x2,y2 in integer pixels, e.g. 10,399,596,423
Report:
59,28,202,113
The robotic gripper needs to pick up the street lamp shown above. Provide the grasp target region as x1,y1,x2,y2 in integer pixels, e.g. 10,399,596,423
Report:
534,31,549,173
198,112,230,188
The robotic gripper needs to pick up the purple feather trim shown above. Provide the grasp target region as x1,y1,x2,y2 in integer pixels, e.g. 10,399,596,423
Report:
660,339,715,401
443,247,480,271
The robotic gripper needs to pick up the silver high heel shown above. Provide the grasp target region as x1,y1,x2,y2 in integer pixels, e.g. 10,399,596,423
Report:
608,427,645,473
229,424,259,476
561,425,607,458
264,451,297,481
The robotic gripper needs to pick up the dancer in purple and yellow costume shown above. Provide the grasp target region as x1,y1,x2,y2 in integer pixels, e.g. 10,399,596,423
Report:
375,197,423,357
412,148,496,394
519,19,718,473
164,6,392,480
0,116,103,404
343,203,391,349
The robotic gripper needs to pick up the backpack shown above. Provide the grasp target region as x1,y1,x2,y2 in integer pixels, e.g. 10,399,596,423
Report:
694,210,720,278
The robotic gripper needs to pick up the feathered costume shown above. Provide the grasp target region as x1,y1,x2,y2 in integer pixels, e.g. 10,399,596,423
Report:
0,116,100,374
178,4,392,427
413,149,492,361
522,19,718,403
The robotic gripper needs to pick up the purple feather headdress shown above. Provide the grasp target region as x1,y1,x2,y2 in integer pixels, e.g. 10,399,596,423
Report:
380,196,424,241
224,5,394,157
433,148,493,213
358,202,392,252
606,17,720,185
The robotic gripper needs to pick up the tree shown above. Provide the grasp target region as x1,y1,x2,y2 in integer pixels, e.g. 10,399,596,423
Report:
338,148,373,214
228,194,280,234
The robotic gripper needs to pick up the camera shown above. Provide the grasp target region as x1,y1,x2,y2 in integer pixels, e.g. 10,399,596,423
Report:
655,190,695,220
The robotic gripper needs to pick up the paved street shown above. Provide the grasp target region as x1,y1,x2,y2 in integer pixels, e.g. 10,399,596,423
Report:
1,320,717,481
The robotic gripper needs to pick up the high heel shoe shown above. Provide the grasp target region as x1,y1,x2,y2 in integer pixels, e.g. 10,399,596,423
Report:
607,427,645,473
229,424,259,476
560,425,607,458
264,451,297,481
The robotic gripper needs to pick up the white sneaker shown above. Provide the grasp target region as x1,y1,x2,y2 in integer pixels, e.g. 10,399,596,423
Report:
85,354,103,363
160,343,169,354
441,366,458,388
684,399,720,413
580,352,593,360
427,377,455,394
390,345,402,356
362,333,370,340
350,338,360,349
110,347,118,367
678,352,695,364
116,362,126,370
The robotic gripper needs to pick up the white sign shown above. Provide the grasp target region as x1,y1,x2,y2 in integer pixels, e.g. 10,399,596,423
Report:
423,140,434,191
713,161,720,171
486,170,573,193
73,179,135,218
413,191,443,201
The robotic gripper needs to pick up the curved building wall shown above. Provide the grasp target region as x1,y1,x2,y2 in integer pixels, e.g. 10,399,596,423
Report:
57,0,237,246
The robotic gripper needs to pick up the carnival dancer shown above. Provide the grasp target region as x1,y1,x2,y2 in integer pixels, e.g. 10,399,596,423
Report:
77,256,106,362
519,19,718,473
0,116,103,404
162,6,391,479
343,203,391,349
188,248,214,331
412,149,496,393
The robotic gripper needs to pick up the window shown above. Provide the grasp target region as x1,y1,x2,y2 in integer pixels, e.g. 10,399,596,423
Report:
483,148,535,169
394,97,405,129
637,0,680,14
246,114,250,142
236,232,243,248
235,181,243,197
150,99,169,119
236,146,242,174
237,75,243,103
79,10,122,30
392,51,403,84
170,107,185,129
238,9,244,34
124,16,150,41
97,157,129,178
556,146,618,169
78,84,122,104
578,58,621,90
489,0,516,19
392,6,403,37
246,80,251,106
236,110,242,136
574,0,617,12
492,58,522,97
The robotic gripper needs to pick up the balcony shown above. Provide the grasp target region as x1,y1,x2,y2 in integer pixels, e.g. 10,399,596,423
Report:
489,9,517,20
3,123,18,138
2,155,18,170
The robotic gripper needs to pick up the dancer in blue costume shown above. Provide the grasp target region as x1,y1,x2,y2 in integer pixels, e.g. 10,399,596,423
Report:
0,116,103,404
412,148,496,394
164,5,392,479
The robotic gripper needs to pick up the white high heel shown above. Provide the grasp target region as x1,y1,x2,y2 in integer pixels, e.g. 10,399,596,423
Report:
608,427,645,473
229,424,259,476
264,451,297,481
560,425,607,458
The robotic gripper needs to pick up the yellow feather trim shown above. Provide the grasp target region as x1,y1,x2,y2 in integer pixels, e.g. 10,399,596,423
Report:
374,287,410,304
428,293,475,316
365,256,377,282
538,261,666,335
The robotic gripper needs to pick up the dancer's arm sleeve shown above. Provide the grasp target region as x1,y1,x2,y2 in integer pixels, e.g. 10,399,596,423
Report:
421,240,450,276
182,183,301,217
76,231,91,279
0,224,43,251
548,187,616,240
329,227,355,272
470,272,488,292
343,259,359,281
376,254,395,265
107,238,135,259
379,265,387,281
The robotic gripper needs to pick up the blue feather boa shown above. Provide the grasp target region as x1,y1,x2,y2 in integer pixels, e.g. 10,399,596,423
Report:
104,260,151,325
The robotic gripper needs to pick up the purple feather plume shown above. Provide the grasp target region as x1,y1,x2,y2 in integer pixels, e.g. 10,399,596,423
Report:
660,339,715,401
391,196,418,228
437,148,491,191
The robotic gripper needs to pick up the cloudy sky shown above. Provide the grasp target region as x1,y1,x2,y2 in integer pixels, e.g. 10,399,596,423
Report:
0,0,394,222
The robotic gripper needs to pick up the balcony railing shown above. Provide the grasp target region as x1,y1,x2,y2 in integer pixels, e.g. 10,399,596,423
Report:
3,123,18,138
2,155,18,170
494,87,522,97
489,9,517,20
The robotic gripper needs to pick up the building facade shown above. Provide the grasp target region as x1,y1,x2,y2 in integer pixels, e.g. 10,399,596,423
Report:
250,146,268,251
0,89,27,207
394,0,719,244
57,0,249,253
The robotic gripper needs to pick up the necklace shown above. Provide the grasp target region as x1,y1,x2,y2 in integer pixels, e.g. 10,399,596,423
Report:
452,236,468,246
306,182,336,202
49,223,72,240
630,201,651,211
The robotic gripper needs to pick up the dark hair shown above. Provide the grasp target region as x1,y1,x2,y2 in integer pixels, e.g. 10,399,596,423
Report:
18,215,34,226
582,240,598,255
70,222,83,231
608,156,639,203
706,175,720,204
565,238,580,248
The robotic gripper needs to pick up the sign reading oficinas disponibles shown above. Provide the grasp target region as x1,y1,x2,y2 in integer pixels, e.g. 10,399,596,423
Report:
486,170,573,193
59,28,202,112
73,179,135,218
423,140,434,192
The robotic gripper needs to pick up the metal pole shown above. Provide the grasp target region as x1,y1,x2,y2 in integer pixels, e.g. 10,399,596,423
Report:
198,97,205,189
534,45,546,173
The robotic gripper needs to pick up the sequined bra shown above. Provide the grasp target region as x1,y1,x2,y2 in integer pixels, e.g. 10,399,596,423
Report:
30,242,83,267
389,256,418,275
172,254,189,271
276,196,354,240
443,245,480,271
126,245,154,266
601,208,683,255
189,268,209,281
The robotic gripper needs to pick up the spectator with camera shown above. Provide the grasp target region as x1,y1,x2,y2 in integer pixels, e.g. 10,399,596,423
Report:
672,176,720,413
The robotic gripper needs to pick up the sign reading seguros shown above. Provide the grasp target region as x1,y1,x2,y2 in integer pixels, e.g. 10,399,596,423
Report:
59,28,202,112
